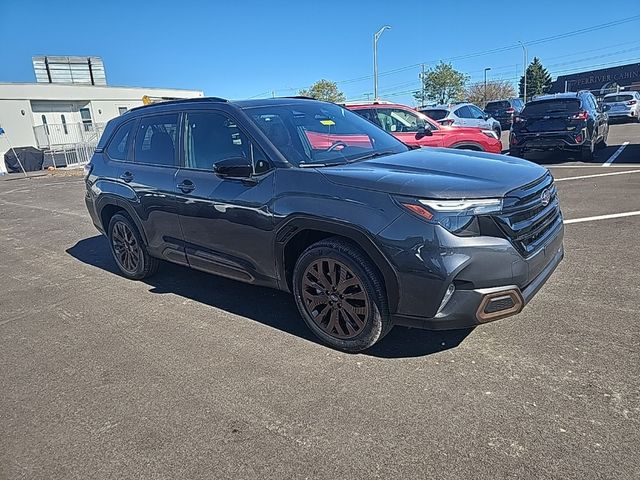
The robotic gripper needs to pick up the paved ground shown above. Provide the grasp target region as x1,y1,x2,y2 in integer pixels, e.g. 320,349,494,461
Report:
1,123,639,479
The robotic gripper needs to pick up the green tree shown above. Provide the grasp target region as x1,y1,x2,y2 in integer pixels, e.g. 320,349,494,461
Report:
414,62,469,105
466,80,517,107
519,57,552,99
299,79,346,103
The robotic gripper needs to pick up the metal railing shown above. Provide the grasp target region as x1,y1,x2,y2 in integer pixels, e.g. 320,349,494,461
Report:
43,142,98,169
34,121,106,149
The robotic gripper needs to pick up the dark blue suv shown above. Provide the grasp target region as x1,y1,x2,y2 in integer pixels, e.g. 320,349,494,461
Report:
84,97,564,352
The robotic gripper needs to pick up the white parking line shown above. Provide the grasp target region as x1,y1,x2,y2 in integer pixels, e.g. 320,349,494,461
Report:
555,169,640,182
602,142,629,166
564,210,640,224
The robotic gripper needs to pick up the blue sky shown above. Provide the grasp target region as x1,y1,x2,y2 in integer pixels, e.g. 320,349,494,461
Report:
1,0,639,104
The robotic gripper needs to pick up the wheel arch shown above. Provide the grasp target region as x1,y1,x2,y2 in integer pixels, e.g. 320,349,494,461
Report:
275,216,400,313
96,195,149,245
451,142,484,151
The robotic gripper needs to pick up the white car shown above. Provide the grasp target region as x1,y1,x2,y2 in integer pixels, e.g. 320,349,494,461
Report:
419,103,502,136
602,91,640,122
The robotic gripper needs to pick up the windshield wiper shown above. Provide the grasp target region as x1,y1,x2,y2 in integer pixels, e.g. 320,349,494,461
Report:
348,150,398,163
298,161,346,168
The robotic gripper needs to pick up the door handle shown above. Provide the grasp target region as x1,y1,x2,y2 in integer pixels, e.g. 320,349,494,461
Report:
120,171,133,183
178,180,195,193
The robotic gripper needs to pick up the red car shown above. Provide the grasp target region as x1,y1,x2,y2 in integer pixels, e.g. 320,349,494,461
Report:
345,102,503,154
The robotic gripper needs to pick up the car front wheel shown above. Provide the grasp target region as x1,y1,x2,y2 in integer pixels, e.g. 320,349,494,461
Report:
292,238,392,352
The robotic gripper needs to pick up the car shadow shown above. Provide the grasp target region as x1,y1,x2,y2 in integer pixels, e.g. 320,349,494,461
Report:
66,235,473,359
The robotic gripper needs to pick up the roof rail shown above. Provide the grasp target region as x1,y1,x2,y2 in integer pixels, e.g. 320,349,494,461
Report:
281,96,316,100
340,100,394,106
129,96,227,112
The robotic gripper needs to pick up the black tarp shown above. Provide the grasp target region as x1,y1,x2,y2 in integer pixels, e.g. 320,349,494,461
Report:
4,146,44,173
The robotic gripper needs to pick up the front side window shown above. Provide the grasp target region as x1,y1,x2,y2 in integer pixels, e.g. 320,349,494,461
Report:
183,111,269,174
245,102,407,167
469,105,486,119
106,121,135,161
134,114,178,166
375,108,424,133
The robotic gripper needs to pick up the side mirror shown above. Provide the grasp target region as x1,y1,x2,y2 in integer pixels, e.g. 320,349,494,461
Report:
602,104,611,112
417,125,432,137
483,114,491,120
214,157,253,178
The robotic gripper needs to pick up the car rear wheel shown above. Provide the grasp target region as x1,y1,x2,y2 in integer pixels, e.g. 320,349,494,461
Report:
292,238,392,352
108,213,159,280
581,140,595,162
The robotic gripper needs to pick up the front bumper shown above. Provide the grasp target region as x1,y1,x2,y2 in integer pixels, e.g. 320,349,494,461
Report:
379,213,565,330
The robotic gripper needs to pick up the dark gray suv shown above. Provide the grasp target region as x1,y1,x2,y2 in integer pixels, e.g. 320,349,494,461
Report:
84,97,564,352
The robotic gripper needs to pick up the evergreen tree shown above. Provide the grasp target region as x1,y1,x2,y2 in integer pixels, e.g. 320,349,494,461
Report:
519,57,552,99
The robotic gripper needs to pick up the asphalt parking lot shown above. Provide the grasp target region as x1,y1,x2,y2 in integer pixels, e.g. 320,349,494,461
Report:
1,123,639,479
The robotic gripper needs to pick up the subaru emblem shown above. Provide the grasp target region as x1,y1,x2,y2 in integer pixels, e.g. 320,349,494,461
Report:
540,189,551,207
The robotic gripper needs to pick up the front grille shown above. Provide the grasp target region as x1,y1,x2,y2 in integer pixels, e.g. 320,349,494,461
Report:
493,173,562,257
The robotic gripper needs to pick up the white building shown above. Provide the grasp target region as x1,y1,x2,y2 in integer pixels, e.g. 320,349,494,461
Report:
0,83,204,172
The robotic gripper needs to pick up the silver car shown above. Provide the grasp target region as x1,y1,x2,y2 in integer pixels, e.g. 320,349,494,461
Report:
602,91,640,122
419,103,502,135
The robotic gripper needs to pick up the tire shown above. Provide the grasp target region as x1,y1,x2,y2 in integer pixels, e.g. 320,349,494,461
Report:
581,140,595,162
108,213,159,280
595,135,607,150
292,237,392,352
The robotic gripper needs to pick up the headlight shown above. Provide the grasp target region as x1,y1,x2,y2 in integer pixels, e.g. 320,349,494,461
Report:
419,198,502,215
398,197,503,236
482,130,499,140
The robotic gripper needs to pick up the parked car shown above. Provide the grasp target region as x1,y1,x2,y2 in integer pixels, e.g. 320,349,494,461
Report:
510,91,609,161
85,97,564,352
345,102,502,153
484,98,525,130
602,91,640,122
419,103,502,136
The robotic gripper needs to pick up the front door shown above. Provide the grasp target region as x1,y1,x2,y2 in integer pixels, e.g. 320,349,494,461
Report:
174,110,276,285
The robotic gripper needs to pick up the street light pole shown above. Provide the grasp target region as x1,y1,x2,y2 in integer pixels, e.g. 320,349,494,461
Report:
519,41,528,103
373,25,391,101
484,67,491,107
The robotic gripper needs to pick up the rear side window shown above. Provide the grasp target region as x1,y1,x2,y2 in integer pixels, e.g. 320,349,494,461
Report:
134,114,179,166
454,106,472,118
603,95,634,103
422,109,448,121
106,121,135,161
522,99,581,116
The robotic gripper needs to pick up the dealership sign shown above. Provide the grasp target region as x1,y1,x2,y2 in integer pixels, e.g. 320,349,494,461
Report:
551,63,640,93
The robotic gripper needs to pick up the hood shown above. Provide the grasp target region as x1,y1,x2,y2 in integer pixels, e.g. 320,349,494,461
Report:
319,148,548,199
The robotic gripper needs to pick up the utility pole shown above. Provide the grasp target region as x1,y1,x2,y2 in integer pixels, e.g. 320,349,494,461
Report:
518,41,528,103
420,64,426,107
484,67,491,107
373,25,391,101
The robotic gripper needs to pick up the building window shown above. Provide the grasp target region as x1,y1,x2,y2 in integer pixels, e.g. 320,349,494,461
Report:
41,115,49,135
80,108,92,132
61,114,68,134
118,107,128,115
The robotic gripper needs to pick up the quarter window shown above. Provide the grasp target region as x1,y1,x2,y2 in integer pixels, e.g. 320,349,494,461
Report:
184,112,269,173
134,114,179,166
106,121,135,161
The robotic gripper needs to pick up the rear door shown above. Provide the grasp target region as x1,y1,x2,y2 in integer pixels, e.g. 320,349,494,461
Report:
123,112,186,263
518,99,581,133
174,109,276,284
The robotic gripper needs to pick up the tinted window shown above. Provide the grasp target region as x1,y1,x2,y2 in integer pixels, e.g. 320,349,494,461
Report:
468,105,486,119
421,109,448,121
454,106,472,118
106,121,135,161
184,111,269,173
353,108,380,126
134,114,178,166
485,101,510,110
522,99,581,116
603,95,634,103
376,108,422,133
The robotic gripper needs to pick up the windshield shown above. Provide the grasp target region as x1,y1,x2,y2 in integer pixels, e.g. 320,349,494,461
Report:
421,109,449,121
603,95,633,103
244,102,408,166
